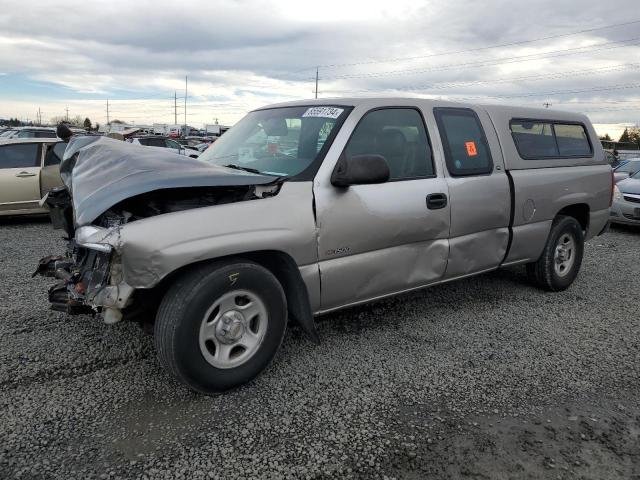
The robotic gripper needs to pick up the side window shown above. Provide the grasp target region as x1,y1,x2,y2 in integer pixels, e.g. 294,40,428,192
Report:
36,131,57,138
344,108,434,180
44,142,66,167
510,120,593,159
145,137,165,147
510,121,558,158
434,108,493,176
0,143,41,169
554,124,592,157
165,139,181,150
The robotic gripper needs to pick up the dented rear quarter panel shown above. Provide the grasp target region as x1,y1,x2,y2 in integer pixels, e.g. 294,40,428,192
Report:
116,181,318,292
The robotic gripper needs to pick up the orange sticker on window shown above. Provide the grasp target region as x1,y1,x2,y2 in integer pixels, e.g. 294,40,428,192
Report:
465,141,478,156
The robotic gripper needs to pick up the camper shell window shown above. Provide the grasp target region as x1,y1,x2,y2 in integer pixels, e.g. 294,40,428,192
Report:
510,119,593,160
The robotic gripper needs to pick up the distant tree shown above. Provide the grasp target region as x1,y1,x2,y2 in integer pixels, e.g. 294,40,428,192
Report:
599,133,611,141
95,122,100,132
626,127,640,147
110,119,124,124
619,128,631,143
50,116,68,126
83,117,92,130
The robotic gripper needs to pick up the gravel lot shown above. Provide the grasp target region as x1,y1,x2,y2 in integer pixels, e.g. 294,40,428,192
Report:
0,217,638,480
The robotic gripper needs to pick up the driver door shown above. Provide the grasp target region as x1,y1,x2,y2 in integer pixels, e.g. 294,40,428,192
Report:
314,107,451,312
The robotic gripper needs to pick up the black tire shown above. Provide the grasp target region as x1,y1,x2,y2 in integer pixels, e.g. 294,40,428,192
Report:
154,259,287,394
526,215,584,292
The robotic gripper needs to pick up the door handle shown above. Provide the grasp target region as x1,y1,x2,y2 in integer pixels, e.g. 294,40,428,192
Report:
426,193,448,210
16,172,37,178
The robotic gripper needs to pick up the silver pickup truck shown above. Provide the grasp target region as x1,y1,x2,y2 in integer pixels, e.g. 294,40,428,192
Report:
37,98,612,393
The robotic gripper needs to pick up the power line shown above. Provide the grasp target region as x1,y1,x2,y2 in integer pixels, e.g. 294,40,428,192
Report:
303,18,640,71
321,62,640,95
322,37,640,80
436,82,640,102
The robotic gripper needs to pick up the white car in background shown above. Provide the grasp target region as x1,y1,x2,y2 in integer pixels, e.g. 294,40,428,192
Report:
0,138,66,216
128,136,201,158
613,158,640,183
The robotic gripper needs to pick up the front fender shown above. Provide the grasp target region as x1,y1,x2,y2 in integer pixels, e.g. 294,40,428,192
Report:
117,182,317,289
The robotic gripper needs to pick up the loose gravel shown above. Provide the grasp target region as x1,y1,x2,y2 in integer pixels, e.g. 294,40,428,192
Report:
0,217,638,479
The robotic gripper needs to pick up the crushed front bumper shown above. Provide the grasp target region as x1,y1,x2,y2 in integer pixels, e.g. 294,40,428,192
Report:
34,235,134,321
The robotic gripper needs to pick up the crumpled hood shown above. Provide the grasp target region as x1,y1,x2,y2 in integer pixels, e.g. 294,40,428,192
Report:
60,136,277,226
618,176,640,195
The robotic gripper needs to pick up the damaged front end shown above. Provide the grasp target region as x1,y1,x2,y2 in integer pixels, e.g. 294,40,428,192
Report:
34,225,133,323
35,135,284,322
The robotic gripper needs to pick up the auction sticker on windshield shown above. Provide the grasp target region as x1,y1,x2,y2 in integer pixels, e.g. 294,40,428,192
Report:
302,106,344,119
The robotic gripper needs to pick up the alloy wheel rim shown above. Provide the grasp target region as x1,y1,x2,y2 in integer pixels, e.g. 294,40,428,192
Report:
198,290,268,369
554,233,576,278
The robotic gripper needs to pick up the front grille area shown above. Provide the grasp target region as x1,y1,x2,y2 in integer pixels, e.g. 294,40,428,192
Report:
623,195,640,204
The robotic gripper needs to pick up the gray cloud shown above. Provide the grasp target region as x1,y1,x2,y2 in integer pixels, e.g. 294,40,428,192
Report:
0,0,639,128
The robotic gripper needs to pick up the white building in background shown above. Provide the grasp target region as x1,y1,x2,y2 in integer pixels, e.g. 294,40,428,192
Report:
99,122,154,135
205,124,230,136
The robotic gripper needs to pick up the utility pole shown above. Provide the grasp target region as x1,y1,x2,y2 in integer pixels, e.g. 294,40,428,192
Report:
65,106,69,122
184,76,188,136
174,91,178,124
37,107,42,126
315,67,319,99
106,99,110,124
543,102,552,109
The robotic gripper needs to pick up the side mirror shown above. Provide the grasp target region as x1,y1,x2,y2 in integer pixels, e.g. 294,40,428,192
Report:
331,154,390,187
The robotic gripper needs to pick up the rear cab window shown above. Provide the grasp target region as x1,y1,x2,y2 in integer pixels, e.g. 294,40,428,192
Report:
510,120,592,159
434,108,493,176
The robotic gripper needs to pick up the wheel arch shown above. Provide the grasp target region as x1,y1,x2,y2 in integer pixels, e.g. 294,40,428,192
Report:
556,203,590,232
150,249,320,344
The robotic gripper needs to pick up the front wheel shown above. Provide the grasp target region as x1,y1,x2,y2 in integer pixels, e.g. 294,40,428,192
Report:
526,215,584,291
154,260,287,394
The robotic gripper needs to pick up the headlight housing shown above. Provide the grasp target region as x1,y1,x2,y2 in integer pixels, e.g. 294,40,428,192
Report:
613,185,623,201
75,226,118,253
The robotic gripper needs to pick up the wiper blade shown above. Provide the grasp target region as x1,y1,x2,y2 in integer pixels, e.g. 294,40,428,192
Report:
223,164,262,175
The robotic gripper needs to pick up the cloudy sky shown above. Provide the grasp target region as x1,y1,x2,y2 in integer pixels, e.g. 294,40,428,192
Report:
1,0,639,137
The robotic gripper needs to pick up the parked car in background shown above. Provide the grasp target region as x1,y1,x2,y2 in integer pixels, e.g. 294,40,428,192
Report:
617,150,640,162
0,138,65,216
5,127,58,139
613,158,640,182
176,136,214,148
611,170,640,226
194,143,211,153
128,136,201,158
37,99,611,394
604,150,624,168
0,128,19,138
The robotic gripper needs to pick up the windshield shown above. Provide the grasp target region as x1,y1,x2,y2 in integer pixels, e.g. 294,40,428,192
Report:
615,160,640,174
198,105,350,177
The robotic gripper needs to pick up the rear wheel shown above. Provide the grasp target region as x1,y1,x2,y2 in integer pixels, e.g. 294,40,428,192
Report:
154,260,287,394
526,215,584,291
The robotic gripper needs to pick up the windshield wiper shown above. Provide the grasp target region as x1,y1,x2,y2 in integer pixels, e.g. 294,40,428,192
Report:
223,164,262,175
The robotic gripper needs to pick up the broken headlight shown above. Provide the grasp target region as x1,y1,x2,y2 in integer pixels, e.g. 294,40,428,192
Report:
75,226,118,253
